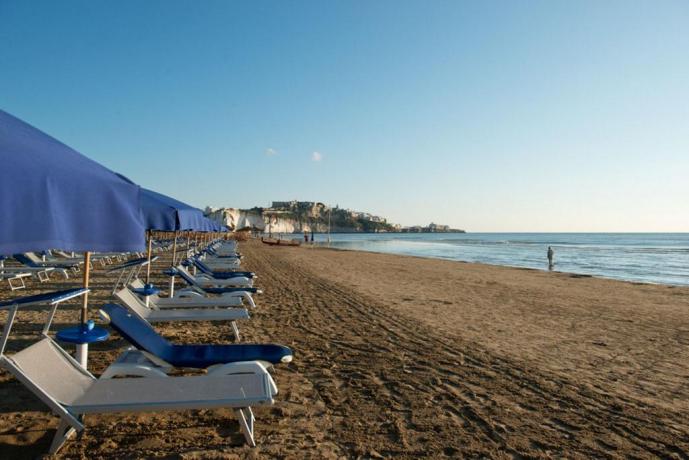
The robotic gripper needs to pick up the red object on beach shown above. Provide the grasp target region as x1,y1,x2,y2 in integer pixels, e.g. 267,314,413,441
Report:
261,237,301,247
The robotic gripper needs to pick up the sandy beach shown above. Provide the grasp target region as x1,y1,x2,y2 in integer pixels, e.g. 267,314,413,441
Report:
1,239,689,458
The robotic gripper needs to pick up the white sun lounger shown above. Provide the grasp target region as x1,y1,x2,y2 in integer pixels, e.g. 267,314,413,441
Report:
175,265,253,288
1,338,274,453
129,279,245,308
14,253,75,279
0,293,275,454
114,287,249,339
200,254,242,265
26,251,82,270
0,266,55,283
53,250,125,267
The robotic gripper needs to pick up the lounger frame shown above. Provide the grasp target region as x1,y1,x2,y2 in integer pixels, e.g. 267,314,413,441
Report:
0,291,273,454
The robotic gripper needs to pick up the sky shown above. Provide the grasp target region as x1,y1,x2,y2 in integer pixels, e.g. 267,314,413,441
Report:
1,0,688,232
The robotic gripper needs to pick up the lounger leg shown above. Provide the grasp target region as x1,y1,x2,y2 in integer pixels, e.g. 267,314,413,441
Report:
242,293,257,309
235,407,256,447
37,270,49,282
231,321,240,341
49,419,77,454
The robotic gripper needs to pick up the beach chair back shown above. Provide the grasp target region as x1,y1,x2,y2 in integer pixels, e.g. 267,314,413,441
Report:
23,252,45,264
114,287,152,320
193,259,221,276
3,338,94,407
99,304,173,361
174,265,197,285
13,253,38,267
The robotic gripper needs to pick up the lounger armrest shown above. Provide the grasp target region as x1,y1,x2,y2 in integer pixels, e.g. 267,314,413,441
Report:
173,289,204,299
100,349,172,379
207,361,278,396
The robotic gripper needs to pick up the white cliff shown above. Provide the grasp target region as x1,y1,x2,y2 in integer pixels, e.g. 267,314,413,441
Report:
206,208,326,233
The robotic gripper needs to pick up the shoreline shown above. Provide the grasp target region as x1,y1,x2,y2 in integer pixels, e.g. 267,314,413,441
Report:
308,242,686,287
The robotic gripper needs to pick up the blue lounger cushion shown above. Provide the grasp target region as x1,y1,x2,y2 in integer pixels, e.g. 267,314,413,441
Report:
101,303,293,367
0,288,88,308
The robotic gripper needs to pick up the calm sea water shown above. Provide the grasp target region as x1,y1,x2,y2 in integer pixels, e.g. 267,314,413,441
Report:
310,233,689,286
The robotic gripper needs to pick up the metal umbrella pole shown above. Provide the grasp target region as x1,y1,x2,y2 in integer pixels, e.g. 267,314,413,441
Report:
169,230,179,298
75,251,91,368
143,230,154,306
145,230,153,284
193,232,200,274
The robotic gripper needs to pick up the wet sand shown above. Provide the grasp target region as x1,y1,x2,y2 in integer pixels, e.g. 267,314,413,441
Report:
1,240,688,458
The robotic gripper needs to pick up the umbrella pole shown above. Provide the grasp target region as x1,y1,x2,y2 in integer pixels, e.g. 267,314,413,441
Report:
145,230,153,284
169,231,178,298
76,251,91,368
145,231,153,306
193,234,199,275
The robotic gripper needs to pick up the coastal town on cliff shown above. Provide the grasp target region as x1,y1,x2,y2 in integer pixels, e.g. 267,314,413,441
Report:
205,200,465,234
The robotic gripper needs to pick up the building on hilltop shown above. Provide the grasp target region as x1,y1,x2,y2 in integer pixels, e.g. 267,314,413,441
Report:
204,201,447,234
270,200,327,218
428,223,450,232
270,200,298,209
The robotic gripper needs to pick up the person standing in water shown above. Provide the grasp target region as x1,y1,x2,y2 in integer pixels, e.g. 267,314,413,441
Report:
547,246,554,270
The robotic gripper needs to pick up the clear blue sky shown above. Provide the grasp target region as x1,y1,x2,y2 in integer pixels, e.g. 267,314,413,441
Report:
1,0,687,231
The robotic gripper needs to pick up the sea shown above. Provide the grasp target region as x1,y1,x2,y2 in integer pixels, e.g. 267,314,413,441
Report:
309,233,689,286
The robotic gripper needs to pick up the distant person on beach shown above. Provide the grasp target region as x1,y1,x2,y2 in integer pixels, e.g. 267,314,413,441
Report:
304,231,309,243
547,246,554,270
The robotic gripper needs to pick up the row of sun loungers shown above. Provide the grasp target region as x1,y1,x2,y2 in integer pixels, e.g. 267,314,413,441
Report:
1,255,55,289
0,239,292,453
1,250,134,288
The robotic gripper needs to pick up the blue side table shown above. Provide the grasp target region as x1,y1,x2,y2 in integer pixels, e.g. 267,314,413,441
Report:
131,283,160,297
56,320,109,369
131,283,160,307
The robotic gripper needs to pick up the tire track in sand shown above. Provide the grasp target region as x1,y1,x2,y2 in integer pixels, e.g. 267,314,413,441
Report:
244,242,689,459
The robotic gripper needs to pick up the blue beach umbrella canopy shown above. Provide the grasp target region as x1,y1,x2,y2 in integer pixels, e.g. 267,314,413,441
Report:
202,217,218,233
139,188,210,285
0,109,146,255
140,188,208,231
